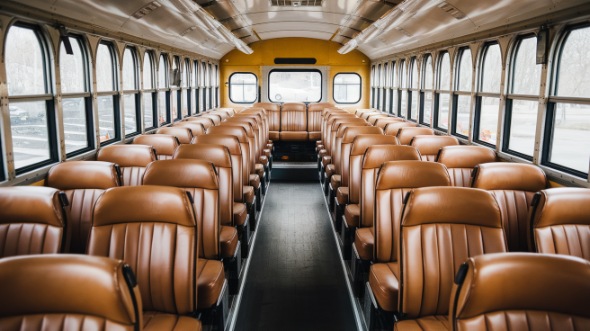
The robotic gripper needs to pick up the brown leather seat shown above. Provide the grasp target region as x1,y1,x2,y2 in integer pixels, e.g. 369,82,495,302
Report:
0,186,66,258
472,163,547,252
0,254,148,331
133,134,180,160
374,117,404,129
393,187,506,330
241,107,273,158
384,121,418,136
208,110,230,121
308,102,334,141
184,116,215,130
199,113,222,125
368,161,451,313
280,102,308,141
253,102,281,141
316,108,347,152
436,145,496,187
97,145,157,186
367,114,389,125
88,185,210,329
318,114,359,165
156,126,194,144
450,253,590,331
410,135,459,161
396,127,434,145
46,161,120,253
174,121,206,140
530,187,590,260
227,116,267,182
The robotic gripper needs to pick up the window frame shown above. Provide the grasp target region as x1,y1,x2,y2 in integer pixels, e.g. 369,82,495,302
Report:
434,51,451,132
229,72,258,104
121,46,141,138
96,40,121,146
142,51,157,130
408,57,420,121
473,42,502,148
267,68,323,103
157,53,171,125
451,47,473,139
332,72,362,104
420,53,434,126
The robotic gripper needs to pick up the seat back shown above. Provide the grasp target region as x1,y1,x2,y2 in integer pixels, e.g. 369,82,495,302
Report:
280,102,308,140
184,116,215,130
384,121,418,136
89,185,199,314
308,102,334,140
47,161,120,253
0,187,66,258
397,127,434,145
374,161,451,263
174,144,233,227
0,254,142,331
348,134,398,207
220,121,257,175
174,121,206,140
231,114,263,158
451,253,590,331
133,134,180,160
241,108,269,145
199,113,222,125
360,111,381,120
253,102,280,141
324,114,358,153
400,187,506,318
531,187,590,260
374,117,404,129
436,145,496,187
472,163,547,252
410,135,459,161
208,126,251,184
340,126,383,187
361,146,422,235
97,145,156,186
367,114,389,125
156,126,194,144
330,118,368,159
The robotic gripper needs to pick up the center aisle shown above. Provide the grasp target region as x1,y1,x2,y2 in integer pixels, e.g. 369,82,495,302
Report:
235,182,357,331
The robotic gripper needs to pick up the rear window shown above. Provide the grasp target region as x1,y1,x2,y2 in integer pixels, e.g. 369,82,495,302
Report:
268,69,321,102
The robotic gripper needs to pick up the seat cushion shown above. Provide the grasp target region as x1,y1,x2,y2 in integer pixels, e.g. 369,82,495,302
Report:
354,227,374,261
325,165,336,180
280,131,308,141
254,164,265,179
369,262,399,312
344,204,360,227
143,312,202,331
322,155,332,168
220,226,238,259
309,132,321,141
233,202,248,226
394,316,449,331
330,174,342,191
269,131,279,141
243,186,255,204
196,259,225,309
336,186,348,205
249,174,261,189
259,155,269,166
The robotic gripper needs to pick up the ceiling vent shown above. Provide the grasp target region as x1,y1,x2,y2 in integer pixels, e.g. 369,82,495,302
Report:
132,1,162,19
270,0,324,7
438,1,466,19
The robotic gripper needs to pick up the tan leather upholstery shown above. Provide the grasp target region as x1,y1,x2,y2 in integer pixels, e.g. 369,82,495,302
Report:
451,253,590,331
184,116,214,130
394,316,449,330
436,146,496,187
374,117,404,129
174,121,206,140
209,110,230,120
360,111,381,120
142,159,220,260
308,102,334,141
254,102,280,141
397,127,435,145
0,187,65,258
339,126,383,189
157,127,194,144
143,313,202,331
367,114,389,125
220,121,264,184
0,254,143,331
399,187,506,318
410,135,459,161
531,187,590,260
384,121,418,136
133,134,180,160
47,161,119,253
199,113,221,125
280,102,308,141
472,163,547,251
97,145,157,186
322,112,355,151
369,262,400,312
89,186,200,315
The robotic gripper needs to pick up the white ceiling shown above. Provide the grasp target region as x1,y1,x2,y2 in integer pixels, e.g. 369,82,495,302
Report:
4,0,589,60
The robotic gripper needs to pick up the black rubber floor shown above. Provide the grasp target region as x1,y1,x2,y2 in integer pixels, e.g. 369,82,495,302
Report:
235,182,357,331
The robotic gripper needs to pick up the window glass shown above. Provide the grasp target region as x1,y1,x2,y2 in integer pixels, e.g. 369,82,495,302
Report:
143,52,156,129
143,53,154,90
506,99,538,156
230,73,257,103
98,95,116,142
438,52,451,90
376,64,382,88
555,27,590,97
435,52,451,130
122,48,136,91
457,48,473,92
423,55,433,89
10,101,51,169
454,95,471,137
122,48,139,136
159,55,167,88
96,44,114,92
384,63,390,88
511,37,541,95
480,43,502,93
6,26,47,96
391,62,397,88
477,96,499,144
269,70,322,102
123,94,137,136
334,73,361,104
60,37,86,94
437,94,450,130
410,58,419,89
96,42,118,143
546,103,590,173
183,59,191,116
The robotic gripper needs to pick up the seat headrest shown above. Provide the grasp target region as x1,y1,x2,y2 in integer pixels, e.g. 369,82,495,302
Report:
327,114,359,126
209,111,229,120
194,134,241,155
156,127,193,144
308,102,335,112
243,107,265,115
436,145,496,168
402,187,501,227
133,134,180,156
143,159,218,190
184,117,214,129
0,187,64,227
472,163,546,192
342,126,384,143
351,135,398,156
454,253,590,319
93,186,196,226
198,114,221,125
397,127,434,145
174,144,232,168
47,161,120,190
0,254,140,325
207,126,249,143
173,122,206,137
219,121,255,137
532,187,590,227
253,102,280,111
281,102,306,111
362,146,421,169
410,135,459,155
374,117,404,129
384,122,418,136
375,161,451,190
334,120,369,133
228,116,259,129
97,145,156,167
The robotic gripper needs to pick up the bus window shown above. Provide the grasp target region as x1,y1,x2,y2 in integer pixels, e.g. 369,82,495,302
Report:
170,56,180,121
452,47,473,138
399,59,407,117
435,51,451,131
6,24,57,173
389,61,397,114
474,42,502,147
60,35,93,155
96,41,120,144
503,36,541,159
143,51,157,130
184,59,191,116
409,57,419,121
420,54,434,126
193,60,200,114
158,54,170,125
122,47,140,137
333,73,361,104
268,69,322,103
544,25,590,177
229,73,258,104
